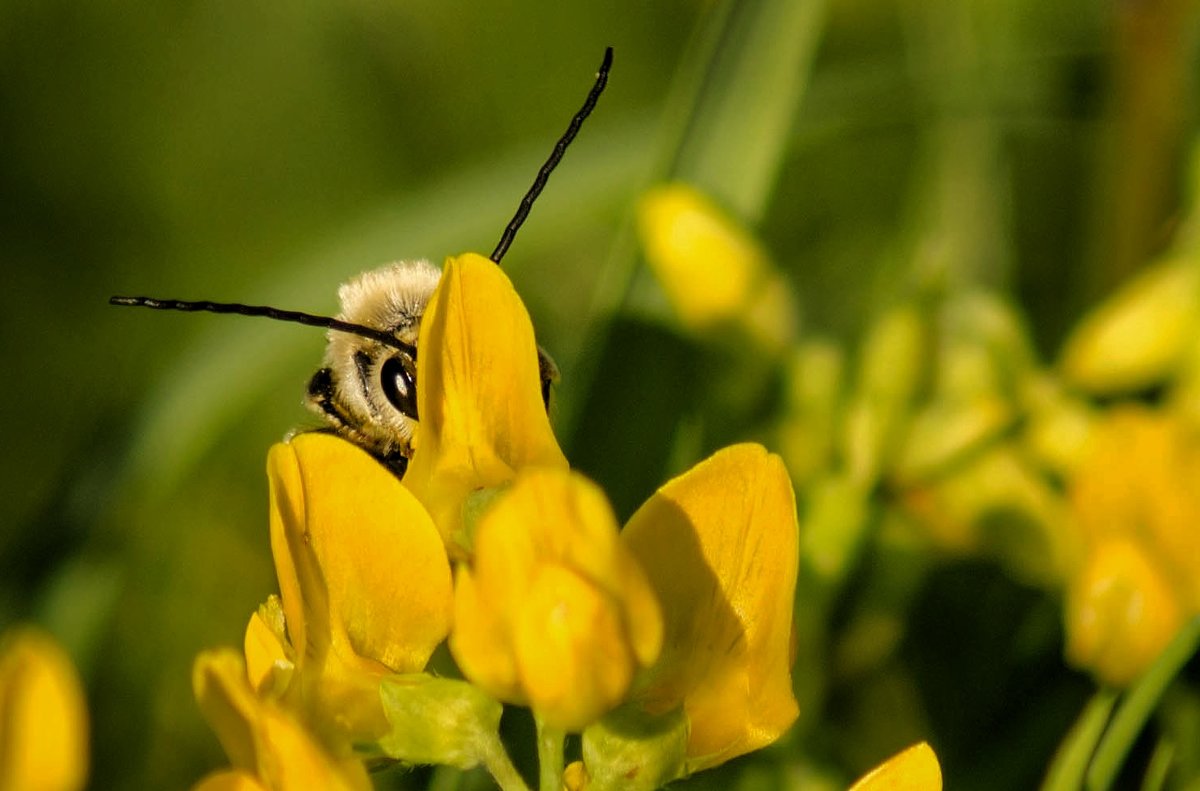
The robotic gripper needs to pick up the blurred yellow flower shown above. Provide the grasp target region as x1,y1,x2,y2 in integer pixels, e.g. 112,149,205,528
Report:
451,468,662,731
637,183,797,352
623,443,800,773
1060,258,1200,395
192,649,370,791
402,252,568,553
266,432,453,737
0,628,88,791
848,742,942,791
1064,407,1200,685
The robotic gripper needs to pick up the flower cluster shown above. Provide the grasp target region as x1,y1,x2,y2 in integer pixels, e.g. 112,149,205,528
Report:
190,253,809,790
640,181,1200,697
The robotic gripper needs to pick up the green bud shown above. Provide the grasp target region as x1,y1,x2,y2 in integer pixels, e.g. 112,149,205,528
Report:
801,474,871,592
376,674,503,770
580,704,688,791
892,396,1013,484
843,304,928,487
941,290,1037,397
777,340,845,486
1022,375,1096,477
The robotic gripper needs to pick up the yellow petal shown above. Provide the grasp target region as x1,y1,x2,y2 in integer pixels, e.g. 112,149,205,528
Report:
403,252,567,551
848,742,942,791
622,444,800,772
192,649,371,791
268,433,452,676
0,628,88,791
244,601,293,697
450,468,661,730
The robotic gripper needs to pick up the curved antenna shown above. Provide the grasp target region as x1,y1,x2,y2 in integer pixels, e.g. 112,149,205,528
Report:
108,296,417,356
490,46,613,264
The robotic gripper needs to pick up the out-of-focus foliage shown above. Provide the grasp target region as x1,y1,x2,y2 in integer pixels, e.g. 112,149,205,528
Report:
3,0,1200,789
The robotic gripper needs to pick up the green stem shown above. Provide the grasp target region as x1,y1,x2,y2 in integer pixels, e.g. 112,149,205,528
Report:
479,733,532,791
535,716,566,791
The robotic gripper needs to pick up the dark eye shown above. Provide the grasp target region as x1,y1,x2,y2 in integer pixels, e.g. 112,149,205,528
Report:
380,354,418,420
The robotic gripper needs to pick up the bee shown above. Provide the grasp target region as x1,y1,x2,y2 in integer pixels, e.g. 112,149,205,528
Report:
111,48,611,477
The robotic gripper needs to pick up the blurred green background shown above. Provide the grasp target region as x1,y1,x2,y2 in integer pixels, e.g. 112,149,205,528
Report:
2,0,1197,789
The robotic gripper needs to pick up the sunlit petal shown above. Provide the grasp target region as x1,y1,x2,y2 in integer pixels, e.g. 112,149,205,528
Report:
848,742,942,791
622,444,799,771
268,433,452,675
403,252,567,551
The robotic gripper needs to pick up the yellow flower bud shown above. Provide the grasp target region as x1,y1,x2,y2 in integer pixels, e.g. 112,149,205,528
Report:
0,628,88,791
402,252,568,552
1060,258,1200,395
192,649,370,791
267,433,453,737
622,444,800,772
1065,538,1182,687
636,183,797,351
1064,407,1200,684
450,468,662,731
848,742,942,791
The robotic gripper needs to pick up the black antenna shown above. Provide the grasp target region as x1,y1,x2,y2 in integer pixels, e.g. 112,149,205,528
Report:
490,46,613,264
108,296,417,356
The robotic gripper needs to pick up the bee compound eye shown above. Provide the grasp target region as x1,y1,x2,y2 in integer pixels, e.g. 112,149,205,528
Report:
380,354,418,420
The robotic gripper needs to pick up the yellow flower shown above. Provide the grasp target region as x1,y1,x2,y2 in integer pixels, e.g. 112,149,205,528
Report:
451,468,662,731
1064,407,1200,685
1060,258,1200,396
0,628,88,791
402,252,568,553
636,183,797,352
622,443,800,772
266,432,453,737
848,742,942,791
192,649,370,791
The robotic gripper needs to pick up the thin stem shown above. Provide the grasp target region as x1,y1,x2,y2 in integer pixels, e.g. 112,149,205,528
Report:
479,733,532,791
535,715,566,791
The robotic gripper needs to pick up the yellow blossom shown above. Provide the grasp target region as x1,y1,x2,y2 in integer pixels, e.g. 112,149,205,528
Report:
451,468,662,731
636,183,797,352
622,443,800,772
848,742,942,791
1060,258,1200,395
402,252,568,553
266,432,453,737
1064,407,1200,685
0,628,88,791
192,649,370,791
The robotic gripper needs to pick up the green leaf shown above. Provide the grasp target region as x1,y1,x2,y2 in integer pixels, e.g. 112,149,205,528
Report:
1040,688,1118,791
377,674,504,770
1086,616,1200,790
667,0,830,223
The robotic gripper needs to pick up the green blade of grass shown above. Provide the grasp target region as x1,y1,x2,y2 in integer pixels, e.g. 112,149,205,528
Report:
1086,616,1200,790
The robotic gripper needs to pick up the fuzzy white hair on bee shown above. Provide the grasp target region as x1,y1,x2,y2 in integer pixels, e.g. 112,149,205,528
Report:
110,47,610,476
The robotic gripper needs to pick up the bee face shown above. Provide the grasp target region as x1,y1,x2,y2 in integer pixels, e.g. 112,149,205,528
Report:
304,260,440,475
303,259,559,477
111,48,606,477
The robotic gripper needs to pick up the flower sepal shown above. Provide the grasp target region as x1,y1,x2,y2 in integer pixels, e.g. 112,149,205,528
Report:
376,674,504,771
577,704,688,791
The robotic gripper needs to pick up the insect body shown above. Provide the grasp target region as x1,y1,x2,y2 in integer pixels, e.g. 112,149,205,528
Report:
112,48,611,476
